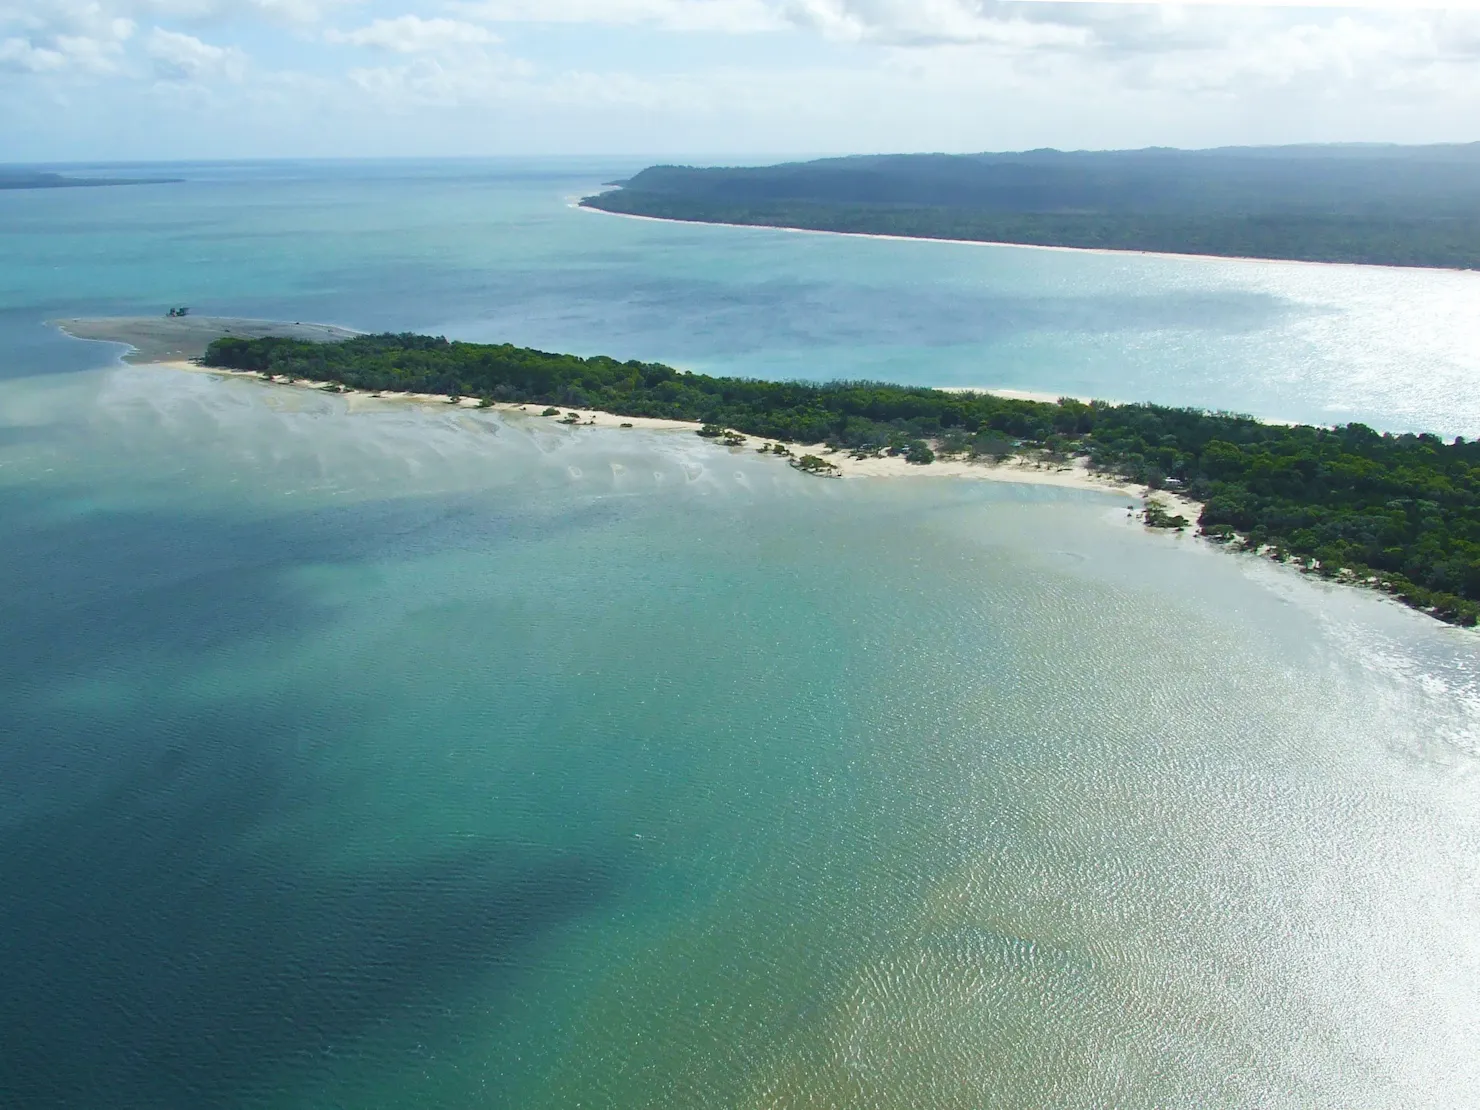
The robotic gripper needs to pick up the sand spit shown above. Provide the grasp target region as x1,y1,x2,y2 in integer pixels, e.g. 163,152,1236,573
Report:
52,317,362,365
56,315,1202,524
153,357,1205,526
153,360,708,432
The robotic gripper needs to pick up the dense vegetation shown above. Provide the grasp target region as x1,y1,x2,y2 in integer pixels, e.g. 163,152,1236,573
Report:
582,145,1480,269
203,332,1480,626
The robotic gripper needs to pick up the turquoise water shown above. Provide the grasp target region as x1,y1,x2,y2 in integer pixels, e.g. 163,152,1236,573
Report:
6,159,1480,433
3,163,1480,1108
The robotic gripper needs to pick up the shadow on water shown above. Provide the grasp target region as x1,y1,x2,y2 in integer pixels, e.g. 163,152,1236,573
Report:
0,483,627,806
0,496,350,679
0,488,627,1107
0,732,614,1108
0,424,50,447
0,484,603,681
0,487,350,807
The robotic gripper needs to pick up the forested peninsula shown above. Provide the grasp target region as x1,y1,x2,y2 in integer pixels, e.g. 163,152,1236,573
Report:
0,170,181,190
202,332,1480,627
581,145,1480,270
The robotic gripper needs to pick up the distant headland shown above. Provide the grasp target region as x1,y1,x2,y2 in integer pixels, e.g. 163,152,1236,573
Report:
581,144,1480,270
1,170,183,191
51,315,1480,628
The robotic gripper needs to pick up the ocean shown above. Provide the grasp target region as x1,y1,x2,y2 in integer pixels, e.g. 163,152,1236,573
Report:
2,160,1478,1109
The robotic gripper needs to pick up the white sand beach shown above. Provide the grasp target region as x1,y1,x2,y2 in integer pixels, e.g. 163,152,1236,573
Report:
576,201,1468,275
55,316,1203,527
158,358,1206,527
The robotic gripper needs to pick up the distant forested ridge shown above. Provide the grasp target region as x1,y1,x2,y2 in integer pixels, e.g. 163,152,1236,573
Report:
0,170,182,190
581,145,1480,269
203,332,1480,626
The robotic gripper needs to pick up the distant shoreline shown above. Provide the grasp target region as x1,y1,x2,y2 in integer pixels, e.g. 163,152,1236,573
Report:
576,200,1478,276
582,146,1480,272
0,172,182,191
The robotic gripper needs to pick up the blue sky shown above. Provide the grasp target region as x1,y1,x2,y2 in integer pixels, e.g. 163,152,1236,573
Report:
4,1,1480,162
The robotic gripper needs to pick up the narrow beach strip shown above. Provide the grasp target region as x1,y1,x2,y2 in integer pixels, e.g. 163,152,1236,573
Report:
575,201,1480,276
146,354,1196,518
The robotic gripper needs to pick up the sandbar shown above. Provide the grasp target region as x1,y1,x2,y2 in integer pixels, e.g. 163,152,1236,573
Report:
52,316,361,365
59,315,1203,526
158,360,1205,525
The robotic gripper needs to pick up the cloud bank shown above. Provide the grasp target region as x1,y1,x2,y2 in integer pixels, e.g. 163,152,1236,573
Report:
3,1,1479,159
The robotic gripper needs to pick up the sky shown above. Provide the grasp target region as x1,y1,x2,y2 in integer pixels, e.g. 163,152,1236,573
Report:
4,1,1480,162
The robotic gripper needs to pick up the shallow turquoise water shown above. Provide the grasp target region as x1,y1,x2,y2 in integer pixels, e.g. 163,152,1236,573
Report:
2,164,1479,1108
5,159,1480,433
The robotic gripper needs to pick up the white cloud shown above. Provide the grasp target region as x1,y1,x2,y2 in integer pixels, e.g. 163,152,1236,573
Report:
0,4,135,74
6,0,1480,158
1025,0,1477,6
248,0,350,20
146,26,245,79
0,0,355,37
455,0,786,33
0,36,68,72
779,0,1094,46
329,15,499,53
347,50,534,107
453,0,1480,37
449,0,1480,60
139,0,356,23
0,0,337,84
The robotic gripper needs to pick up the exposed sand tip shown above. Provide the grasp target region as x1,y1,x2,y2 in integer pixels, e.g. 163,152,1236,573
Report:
50,316,361,365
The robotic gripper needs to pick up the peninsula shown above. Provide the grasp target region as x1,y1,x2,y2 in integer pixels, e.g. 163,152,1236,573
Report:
0,170,182,190
581,144,1480,270
185,328,1479,628
52,316,1479,627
